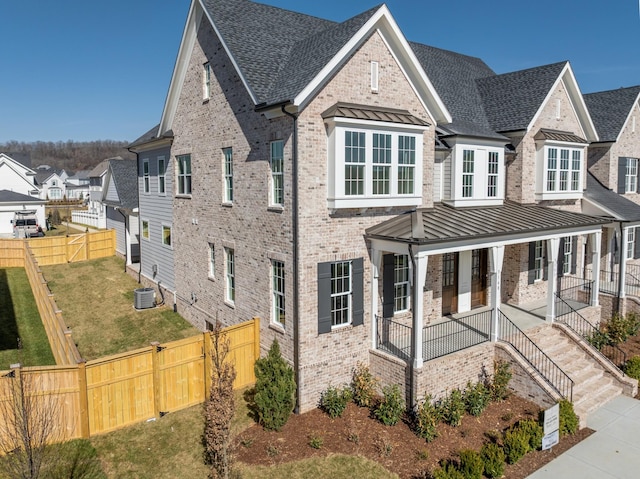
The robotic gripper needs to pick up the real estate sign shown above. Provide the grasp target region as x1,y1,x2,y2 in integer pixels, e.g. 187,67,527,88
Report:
542,403,560,450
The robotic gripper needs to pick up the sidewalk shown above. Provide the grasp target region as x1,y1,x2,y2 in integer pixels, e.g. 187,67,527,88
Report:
527,395,640,479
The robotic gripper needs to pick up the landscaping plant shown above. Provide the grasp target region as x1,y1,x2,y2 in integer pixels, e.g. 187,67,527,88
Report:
463,381,490,417
413,394,440,442
374,384,405,426
431,461,465,479
503,425,530,464
319,384,352,418
515,418,543,450
439,389,465,427
203,322,237,479
253,340,296,431
458,449,483,479
624,355,640,380
558,400,579,436
480,442,505,478
489,360,512,401
351,362,379,408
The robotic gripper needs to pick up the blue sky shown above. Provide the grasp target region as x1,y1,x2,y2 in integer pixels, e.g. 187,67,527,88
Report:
1,0,638,143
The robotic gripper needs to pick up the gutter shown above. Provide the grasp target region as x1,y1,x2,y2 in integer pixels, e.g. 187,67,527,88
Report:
280,103,301,413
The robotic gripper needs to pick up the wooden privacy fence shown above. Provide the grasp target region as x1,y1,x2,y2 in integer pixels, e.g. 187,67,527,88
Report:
0,319,260,442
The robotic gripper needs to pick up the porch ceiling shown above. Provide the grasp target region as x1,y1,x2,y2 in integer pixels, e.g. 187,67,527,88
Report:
365,200,608,247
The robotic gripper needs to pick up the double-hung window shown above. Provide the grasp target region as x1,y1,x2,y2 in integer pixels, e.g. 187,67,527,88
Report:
344,131,366,196
372,133,392,195
318,258,364,333
397,136,416,195
330,261,352,327
203,62,211,99
176,154,191,195
487,151,499,197
142,159,150,193
141,220,149,240
534,240,545,281
158,157,166,195
394,254,410,313
223,148,233,203
627,228,636,260
462,150,474,198
270,141,284,206
225,247,235,303
162,225,172,247
626,158,638,193
540,144,583,198
272,260,285,327
208,243,215,279
562,236,572,275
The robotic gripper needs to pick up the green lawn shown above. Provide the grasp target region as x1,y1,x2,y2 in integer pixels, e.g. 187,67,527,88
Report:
0,268,56,368
41,256,199,360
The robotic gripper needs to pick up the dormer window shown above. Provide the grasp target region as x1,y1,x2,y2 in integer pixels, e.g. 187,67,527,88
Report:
323,103,428,210
534,129,586,201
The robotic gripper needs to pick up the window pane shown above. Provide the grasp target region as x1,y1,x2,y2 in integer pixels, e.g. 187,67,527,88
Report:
162,226,171,246
224,148,233,202
272,261,285,326
270,141,284,205
330,261,351,326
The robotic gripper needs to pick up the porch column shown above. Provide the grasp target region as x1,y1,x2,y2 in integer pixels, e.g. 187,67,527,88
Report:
371,249,382,350
546,237,560,322
590,231,601,306
412,253,428,369
489,245,504,342
619,226,628,299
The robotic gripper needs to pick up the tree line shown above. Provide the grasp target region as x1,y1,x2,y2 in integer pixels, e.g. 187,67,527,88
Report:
0,140,135,172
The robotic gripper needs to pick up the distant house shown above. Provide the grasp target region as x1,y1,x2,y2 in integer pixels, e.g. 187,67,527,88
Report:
102,158,140,265
65,170,91,200
0,190,46,238
35,168,69,200
0,153,44,236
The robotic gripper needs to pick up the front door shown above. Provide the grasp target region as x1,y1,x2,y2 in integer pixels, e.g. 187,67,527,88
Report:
442,252,458,315
471,249,488,308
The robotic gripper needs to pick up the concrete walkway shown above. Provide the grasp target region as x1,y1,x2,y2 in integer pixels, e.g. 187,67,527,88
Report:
527,395,640,479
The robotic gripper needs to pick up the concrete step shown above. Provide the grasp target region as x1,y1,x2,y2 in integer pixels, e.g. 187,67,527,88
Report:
574,383,623,425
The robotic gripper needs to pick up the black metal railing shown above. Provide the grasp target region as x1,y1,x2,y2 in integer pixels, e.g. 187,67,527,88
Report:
376,315,411,360
422,310,492,362
584,267,619,296
626,264,640,298
498,311,573,401
554,295,627,372
556,276,592,304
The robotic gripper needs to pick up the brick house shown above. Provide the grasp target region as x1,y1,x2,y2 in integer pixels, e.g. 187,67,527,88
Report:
584,86,640,314
132,0,636,415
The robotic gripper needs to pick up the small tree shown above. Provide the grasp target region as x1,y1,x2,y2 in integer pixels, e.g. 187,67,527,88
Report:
203,322,237,479
253,340,296,431
0,366,62,479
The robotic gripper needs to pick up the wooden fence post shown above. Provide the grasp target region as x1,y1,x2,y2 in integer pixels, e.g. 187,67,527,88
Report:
253,317,261,362
150,342,162,419
77,361,90,438
203,333,212,400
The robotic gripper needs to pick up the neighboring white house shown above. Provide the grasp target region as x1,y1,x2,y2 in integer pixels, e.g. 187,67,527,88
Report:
35,168,69,200
0,191,46,237
71,158,114,228
65,170,91,200
0,153,40,197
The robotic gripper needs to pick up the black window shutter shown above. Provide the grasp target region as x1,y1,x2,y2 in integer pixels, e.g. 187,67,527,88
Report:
618,157,628,194
557,237,565,278
634,228,640,259
571,237,578,274
317,262,332,334
382,254,395,318
352,258,364,327
528,242,536,284
542,242,549,281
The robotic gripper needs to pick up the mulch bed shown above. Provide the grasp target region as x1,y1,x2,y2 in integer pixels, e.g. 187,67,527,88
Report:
234,395,592,479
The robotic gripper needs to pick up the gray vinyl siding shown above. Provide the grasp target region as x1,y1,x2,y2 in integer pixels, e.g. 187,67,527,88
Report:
106,207,125,255
443,153,452,200
433,155,443,203
138,146,175,291
104,179,120,203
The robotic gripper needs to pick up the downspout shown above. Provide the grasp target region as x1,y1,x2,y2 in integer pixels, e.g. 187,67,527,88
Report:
281,104,301,413
128,146,143,284
616,221,625,313
407,243,416,408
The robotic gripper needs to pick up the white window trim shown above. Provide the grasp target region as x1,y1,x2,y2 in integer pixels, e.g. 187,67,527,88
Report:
536,141,585,200
627,228,636,261
225,247,235,304
176,154,192,196
394,254,410,314
142,159,150,194
534,240,545,282
161,224,172,249
626,158,638,194
326,118,425,209
223,148,233,204
141,219,150,241
158,156,166,196
270,140,284,207
203,62,211,99
562,236,572,275
370,61,379,92
208,242,215,280
330,260,352,328
271,260,285,328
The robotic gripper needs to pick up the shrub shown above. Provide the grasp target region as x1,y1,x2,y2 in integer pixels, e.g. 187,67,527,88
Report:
439,389,465,427
463,381,490,417
319,384,352,418
253,340,296,431
503,426,530,464
515,418,543,450
480,442,505,478
458,449,483,479
414,394,441,442
587,329,610,350
604,312,640,345
489,361,512,402
374,384,405,426
308,435,323,449
624,355,640,380
432,461,465,479
351,362,378,408
558,400,579,436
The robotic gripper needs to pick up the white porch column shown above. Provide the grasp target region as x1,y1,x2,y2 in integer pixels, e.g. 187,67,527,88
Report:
489,245,504,342
412,253,428,369
620,226,628,299
124,216,132,266
546,237,560,322
371,249,382,350
590,231,601,306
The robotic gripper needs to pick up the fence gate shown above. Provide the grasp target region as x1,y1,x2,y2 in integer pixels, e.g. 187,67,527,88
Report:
66,234,88,262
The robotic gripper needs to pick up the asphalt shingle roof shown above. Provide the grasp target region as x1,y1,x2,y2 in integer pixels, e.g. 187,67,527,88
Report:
477,62,568,133
0,190,43,203
104,159,138,211
584,86,640,142
366,201,607,245
584,173,640,222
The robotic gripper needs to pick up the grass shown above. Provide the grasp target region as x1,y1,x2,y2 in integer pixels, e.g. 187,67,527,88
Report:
41,256,199,360
89,389,398,479
0,268,56,368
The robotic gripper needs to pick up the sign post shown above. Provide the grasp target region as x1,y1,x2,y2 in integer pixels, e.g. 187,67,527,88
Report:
542,403,560,450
